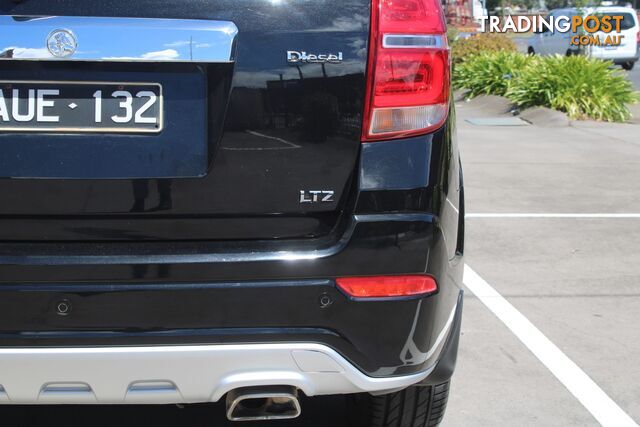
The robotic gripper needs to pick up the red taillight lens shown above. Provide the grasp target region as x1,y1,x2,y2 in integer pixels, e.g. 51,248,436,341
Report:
362,0,450,142
336,274,438,298
380,0,446,33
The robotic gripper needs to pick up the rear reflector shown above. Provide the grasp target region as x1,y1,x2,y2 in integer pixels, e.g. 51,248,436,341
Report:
336,275,438,298
362,0,450,142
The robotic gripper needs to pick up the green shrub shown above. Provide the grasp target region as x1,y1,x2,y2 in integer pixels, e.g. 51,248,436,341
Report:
451,33,517,64
446,27,460,44
453,51,536,98
454,52,639,122
507,55,638,122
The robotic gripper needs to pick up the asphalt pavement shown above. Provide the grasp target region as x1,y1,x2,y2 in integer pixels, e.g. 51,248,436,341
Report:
442,100,640,426
626,63,640,90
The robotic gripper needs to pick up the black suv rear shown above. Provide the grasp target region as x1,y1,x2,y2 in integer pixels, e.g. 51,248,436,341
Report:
0,0,463,425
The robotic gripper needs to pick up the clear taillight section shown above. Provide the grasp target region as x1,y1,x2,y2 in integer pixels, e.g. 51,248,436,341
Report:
362,0,450,142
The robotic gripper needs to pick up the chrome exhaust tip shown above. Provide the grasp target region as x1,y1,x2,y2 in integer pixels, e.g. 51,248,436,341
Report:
226,385,301,422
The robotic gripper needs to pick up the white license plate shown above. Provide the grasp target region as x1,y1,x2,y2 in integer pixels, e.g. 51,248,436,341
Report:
0,81,163,133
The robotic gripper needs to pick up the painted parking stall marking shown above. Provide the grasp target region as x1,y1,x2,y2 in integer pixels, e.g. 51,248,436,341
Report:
464,264,639,427
467,213,640,218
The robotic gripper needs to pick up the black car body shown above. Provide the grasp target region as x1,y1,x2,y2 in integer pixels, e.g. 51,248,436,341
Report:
0,0,463,424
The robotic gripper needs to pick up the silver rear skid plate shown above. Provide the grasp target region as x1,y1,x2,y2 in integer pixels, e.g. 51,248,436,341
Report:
0,343,434,404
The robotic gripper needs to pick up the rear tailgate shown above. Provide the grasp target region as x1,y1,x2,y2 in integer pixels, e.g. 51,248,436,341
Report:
0,0,369,241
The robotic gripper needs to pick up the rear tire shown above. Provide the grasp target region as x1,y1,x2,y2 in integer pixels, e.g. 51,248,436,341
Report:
347,382,451,427
527,46,535,55
621,61,635,71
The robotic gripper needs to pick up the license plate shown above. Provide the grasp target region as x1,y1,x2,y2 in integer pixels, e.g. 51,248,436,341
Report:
0,81,163,133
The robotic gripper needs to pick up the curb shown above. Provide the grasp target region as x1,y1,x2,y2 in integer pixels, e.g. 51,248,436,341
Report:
518,107,570,127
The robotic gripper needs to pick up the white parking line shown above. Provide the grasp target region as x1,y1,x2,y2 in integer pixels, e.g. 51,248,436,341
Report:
463,265,639,427
467,213,640,218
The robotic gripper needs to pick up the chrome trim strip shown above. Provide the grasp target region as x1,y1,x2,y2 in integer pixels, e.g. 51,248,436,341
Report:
0,343,435,404
0,214,436,265
0,16,238,63
382,34,447,49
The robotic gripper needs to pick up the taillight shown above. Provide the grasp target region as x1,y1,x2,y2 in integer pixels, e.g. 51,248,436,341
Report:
362,0,450,142
336,274,438,298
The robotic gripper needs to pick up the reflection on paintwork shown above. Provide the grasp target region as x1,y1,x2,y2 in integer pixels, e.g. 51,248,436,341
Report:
0,15,238,62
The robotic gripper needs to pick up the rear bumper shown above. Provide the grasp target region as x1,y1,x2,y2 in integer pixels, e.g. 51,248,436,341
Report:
0,292,462,405
613,55,639,64
590,47,639,62
0,122,464,403
0,214,463,376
